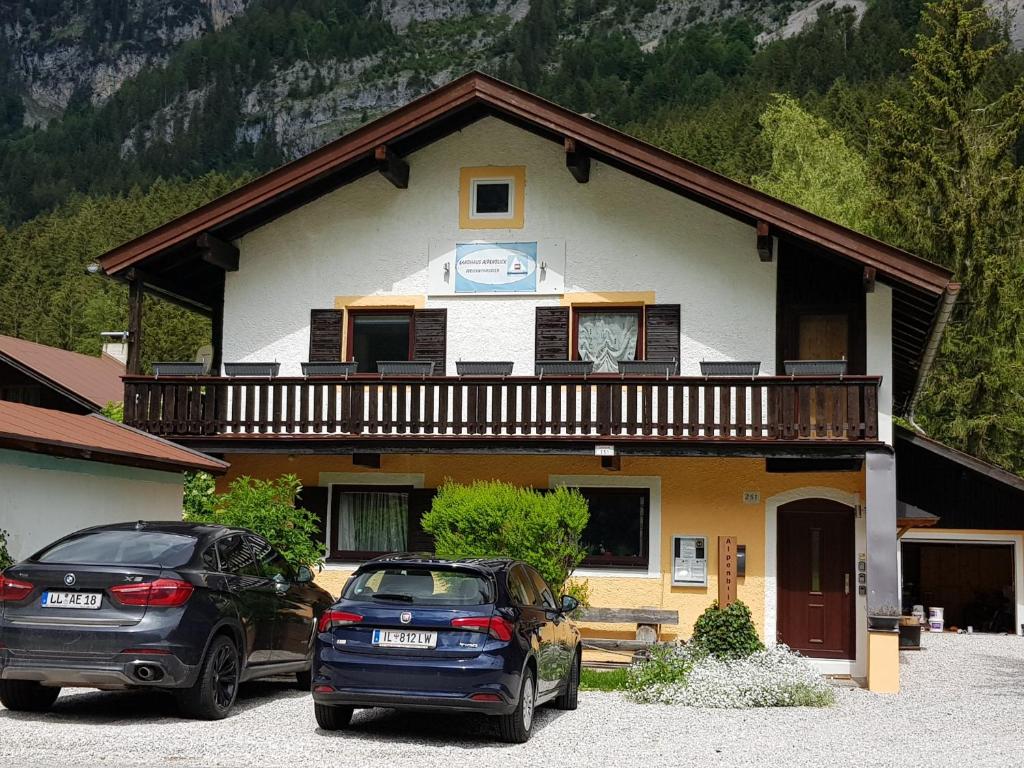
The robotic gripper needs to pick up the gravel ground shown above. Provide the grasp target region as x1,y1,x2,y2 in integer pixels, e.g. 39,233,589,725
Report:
2,633,1022,768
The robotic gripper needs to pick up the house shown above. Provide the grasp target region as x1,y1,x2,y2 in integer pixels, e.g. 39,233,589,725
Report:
0,334,125,414
0,401,227,562
895,426,1023,635
93,73,960,693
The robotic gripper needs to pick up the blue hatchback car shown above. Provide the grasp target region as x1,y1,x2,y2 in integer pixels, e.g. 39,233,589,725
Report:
311,555,581,742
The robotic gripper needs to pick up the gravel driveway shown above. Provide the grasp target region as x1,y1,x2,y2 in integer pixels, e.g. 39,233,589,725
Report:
2,633,1022,768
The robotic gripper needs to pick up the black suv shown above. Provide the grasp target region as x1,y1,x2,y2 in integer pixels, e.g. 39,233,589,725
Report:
0,521,333,719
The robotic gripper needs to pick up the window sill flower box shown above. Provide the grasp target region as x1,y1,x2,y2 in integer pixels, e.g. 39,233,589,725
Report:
456,361,515,376
784,359,848,376
152,361,205,377
377,360,435,376
618,359,679,377
700,360,761,377
223,362,280,377
301,361,358,377
536,361,594,377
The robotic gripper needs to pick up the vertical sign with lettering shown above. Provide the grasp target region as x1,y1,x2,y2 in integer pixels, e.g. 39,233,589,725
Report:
718,535,737,607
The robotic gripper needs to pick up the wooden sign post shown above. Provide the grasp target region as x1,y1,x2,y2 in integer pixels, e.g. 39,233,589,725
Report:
718,535,737,607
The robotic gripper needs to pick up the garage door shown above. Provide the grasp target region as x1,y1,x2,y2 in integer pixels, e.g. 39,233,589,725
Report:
901,542,1015,633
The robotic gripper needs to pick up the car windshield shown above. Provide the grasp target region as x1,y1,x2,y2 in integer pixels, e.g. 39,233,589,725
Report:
34,531,198,568
344,567,494,605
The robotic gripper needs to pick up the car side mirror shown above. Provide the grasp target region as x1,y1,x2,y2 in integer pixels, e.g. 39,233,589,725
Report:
560,595,580,614
296,565,314,584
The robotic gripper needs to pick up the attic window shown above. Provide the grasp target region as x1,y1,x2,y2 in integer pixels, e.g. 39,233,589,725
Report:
472,179,513,217
459,166,525,229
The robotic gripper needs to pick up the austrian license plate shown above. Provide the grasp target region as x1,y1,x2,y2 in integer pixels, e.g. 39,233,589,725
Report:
372,629,437,649
41,591,102,610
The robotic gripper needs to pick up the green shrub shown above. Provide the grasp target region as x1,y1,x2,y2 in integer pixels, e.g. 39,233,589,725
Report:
422,480,589,597
184,474,324,569
625,642,706,702
101,401,124,422
183,471,216,518
692,600,764,658
0,528,12,570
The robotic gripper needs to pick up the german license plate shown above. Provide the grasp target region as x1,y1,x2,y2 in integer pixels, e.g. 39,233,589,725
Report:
372,629,437,649
41,591,102,610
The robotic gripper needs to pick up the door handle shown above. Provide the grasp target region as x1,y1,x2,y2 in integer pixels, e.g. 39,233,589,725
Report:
844,573,850,595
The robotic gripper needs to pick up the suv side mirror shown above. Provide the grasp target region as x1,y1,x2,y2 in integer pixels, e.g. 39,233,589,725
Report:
560,595,580,615
296,565,314,584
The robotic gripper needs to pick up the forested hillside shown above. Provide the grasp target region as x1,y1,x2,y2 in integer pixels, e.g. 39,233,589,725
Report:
0,0,1022,473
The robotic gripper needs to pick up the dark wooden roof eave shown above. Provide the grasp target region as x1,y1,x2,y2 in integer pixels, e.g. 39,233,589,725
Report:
0,350,102,411
96,72,953,297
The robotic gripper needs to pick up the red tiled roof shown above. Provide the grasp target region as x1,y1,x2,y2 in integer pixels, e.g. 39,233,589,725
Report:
0,335,125,410
0,400,228,474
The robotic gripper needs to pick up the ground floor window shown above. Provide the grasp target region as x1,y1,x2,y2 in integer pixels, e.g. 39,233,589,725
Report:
328,486,434,560
577,487,649,568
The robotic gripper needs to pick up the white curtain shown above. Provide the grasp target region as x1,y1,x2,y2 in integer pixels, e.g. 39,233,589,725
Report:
577,312,639,373
337,492,408,552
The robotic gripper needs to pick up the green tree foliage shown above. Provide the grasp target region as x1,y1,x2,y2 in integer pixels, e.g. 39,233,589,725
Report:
183,471,217,518
692,600,765,658
0,528,12,570
422,480,589,596
185,474,325,568
872,0,1024,471
752,94,882,235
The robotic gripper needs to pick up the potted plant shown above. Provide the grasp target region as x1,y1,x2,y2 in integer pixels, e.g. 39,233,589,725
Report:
868,603,901,631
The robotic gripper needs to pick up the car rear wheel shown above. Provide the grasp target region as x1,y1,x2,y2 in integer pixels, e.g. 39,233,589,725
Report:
176,635,239,720
554,652,580,711
0,680,60,712
314,703,353,731
498,669,536,744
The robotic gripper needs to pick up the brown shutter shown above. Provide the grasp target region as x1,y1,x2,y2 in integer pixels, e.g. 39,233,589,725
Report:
297,486,329,551
407,489,436,553
645,304,680,361
308,309,343,361
535,306,570,369
413,308,447,375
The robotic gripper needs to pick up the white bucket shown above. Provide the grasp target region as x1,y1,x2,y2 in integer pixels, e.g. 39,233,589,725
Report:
912,604,925,622
928,606,944,632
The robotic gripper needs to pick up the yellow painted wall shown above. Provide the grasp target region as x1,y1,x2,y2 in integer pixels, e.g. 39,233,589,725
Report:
867,630,900,693
222,452,865,643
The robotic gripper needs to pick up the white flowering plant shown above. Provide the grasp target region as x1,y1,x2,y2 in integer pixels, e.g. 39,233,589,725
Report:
625,643,836,708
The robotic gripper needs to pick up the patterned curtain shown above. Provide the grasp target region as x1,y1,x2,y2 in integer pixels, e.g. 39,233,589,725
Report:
577,311,639,373
337,492,408,552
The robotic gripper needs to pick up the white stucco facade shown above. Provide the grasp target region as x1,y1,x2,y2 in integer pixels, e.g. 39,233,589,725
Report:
0,449,184,562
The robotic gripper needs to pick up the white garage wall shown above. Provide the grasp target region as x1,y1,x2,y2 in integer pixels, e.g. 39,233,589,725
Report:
0,449,184,562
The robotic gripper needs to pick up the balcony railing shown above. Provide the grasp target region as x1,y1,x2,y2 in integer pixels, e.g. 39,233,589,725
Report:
122,374,880,443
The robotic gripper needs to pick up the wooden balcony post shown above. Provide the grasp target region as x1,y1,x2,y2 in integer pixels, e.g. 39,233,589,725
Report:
126,276,144,375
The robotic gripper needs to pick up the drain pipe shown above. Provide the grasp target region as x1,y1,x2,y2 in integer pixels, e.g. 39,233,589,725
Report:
907,282,960,431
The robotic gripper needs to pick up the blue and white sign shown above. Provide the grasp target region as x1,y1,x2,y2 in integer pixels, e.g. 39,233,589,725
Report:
454,242,537,294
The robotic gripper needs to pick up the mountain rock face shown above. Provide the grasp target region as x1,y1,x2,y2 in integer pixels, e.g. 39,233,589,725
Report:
0,0,252,125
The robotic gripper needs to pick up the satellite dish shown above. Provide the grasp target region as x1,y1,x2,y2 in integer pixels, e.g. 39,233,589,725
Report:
195,345,214,374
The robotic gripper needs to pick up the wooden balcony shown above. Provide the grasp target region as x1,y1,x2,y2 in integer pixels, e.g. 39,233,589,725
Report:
122,374,880,453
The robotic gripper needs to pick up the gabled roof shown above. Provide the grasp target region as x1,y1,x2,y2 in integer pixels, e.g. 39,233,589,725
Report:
0,335,125,411
0,400,228,474
93,71,956,410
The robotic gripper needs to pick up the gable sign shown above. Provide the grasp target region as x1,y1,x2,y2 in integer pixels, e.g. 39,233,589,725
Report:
455,242,537,294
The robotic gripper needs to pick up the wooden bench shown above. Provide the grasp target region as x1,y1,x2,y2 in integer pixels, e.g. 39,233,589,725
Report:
578,607,679,650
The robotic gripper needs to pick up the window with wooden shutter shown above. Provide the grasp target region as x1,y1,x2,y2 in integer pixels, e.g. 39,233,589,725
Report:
644,304,681,361
535,306,570,369
412,308,447,375
308,309,343,361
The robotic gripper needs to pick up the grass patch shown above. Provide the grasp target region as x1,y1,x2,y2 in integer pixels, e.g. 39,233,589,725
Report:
580,667,629,691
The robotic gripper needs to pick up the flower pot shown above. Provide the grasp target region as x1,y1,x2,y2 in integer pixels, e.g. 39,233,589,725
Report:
223,362,280,377
456,361,515,376
617,359,679,376
152,361,205,377
784,359,848,376
699,360,760,377
536,360,594,377
377,360,435,376
868,615,900,632
301,361,358,377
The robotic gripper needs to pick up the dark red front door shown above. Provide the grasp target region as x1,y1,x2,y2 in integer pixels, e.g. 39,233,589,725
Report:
778,500,855,659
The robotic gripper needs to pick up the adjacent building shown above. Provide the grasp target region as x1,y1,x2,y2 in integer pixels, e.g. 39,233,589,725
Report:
94,73,962,692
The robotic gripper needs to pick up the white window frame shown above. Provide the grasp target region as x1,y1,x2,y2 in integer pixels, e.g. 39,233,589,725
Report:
469,177,515,220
